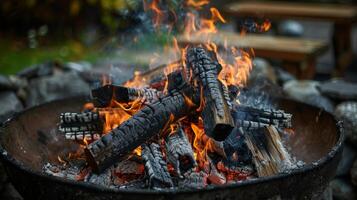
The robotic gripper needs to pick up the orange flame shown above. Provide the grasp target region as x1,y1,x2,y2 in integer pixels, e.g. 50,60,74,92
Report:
186,0,210,9
144,0,164,30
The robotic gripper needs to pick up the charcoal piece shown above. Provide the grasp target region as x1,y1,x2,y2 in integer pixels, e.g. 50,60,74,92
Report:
233,105,292,129
165,126,197,176
86,168,112,187
142,143,173,189
59,112,103,141
42,163,81,181
178,171,208,189
114,160,143,175
85,87,198,173
91,84,163,107
223,129,252,164
186,46,234,141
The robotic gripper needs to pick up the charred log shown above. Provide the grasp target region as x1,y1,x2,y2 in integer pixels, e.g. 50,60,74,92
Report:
91,84,163,107
85,78,199,173
186,46,234,141
142,143,173,188
59,112,103,141
233,105,292,129
165,125,197,176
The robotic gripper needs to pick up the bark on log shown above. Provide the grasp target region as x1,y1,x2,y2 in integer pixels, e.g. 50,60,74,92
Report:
165,125,197,176
91,84,163,107
142,143,173,188
186,46,234,141
85,85,198,173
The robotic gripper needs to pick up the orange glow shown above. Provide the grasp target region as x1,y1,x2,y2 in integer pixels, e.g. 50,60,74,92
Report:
258,20,271,32
124,71,147,88
186,0,210,9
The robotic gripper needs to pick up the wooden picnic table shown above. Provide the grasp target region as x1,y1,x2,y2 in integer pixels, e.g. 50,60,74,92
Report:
177,31,328,79
224,1,357,76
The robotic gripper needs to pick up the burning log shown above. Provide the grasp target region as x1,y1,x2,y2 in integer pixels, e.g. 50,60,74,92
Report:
91,84,163,107
85,71,199,173
59,112,103,141
244,126,292,177
165,125,197,176
186,46,234,141
233,105,292,130
142,143,173,188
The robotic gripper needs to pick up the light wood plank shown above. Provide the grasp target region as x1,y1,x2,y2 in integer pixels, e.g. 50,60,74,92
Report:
224,1,357,23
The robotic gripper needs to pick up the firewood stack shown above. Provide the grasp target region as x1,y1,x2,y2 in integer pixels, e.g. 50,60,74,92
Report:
55,46,294,189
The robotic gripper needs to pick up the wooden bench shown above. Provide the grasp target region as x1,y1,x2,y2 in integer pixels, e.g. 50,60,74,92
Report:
224,1,357,76
176,31,328,79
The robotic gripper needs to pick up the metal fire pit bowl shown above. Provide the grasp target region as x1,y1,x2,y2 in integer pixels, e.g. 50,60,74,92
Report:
0,96,343,200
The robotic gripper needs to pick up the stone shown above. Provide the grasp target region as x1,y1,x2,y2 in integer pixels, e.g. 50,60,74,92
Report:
278,20,304,37
351,159,357,186
336,144,356,177
249,58,277,84
17,61,58,80
319,79,357,101
283,80,334,112
275,67,296,85
335,102,357,146
26,72,90,107
330,178,356,200
0,91,23,123
0,75,27,91
63,62,92,72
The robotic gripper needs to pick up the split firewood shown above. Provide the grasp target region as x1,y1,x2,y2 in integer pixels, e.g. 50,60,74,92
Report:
186,46,234,141
91,84,163,107
165,125,197,176
59,112,103,141
244,126,292,177
141,143,173,189
85,71,199,173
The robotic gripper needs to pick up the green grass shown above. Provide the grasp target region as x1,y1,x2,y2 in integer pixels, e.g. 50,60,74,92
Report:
0,38,106,75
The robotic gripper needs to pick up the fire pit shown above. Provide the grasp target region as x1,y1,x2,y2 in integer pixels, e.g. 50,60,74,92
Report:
0,1,345,198
0,93,343,199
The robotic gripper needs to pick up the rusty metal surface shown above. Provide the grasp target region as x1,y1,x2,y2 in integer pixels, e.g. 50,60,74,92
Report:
0,96,343,200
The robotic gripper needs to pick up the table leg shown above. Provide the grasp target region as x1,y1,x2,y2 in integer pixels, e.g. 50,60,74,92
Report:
332,23,353,77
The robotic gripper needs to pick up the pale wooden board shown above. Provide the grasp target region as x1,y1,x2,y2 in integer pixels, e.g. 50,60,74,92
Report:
176,31,328,62
224,1,357,23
